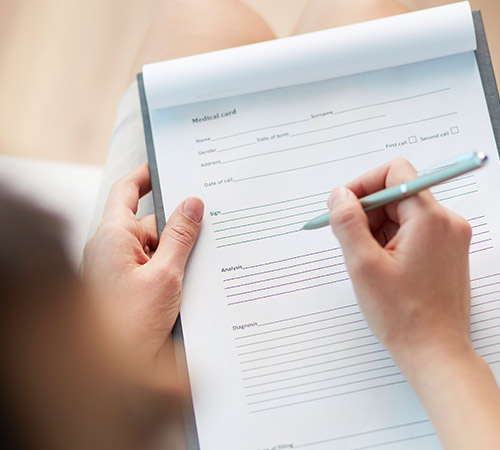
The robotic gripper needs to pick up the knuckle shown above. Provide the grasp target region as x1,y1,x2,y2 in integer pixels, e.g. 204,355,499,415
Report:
110,177,126,195
349,251,379,277
391,157,410,167
86,222,127,253
331,203,364,231
391,158,416,173
83,236,94,255
424,207,450,235
95,221,123,239
83,238,95,262
387,158,417,184
428,204,448,223
160,268,184,292
453,215,472,242
426,207,471,242
95,222,113,234
166,223,196,249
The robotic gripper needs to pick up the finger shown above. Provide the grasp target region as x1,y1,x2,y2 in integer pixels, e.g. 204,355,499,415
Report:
384,159,437,226
328,186,385,274
139,214,160,248
346,158,435,225
103,163,151,221
345,159,410,231
151,197,204,276
345,158,413,196
372,217,400,247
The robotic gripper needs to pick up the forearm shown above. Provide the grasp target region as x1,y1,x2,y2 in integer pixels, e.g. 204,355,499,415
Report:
327,160,500,447
404,344,500,449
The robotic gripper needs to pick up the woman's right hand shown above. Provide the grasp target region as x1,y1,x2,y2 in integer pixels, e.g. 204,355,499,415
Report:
328,158,500,450
327,158,472,373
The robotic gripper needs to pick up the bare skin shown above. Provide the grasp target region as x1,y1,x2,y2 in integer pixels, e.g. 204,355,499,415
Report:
91,1,500,448
84,164,204,386
85,159,500,449
294,0,409,34
328,159,500,449
130,0,275,80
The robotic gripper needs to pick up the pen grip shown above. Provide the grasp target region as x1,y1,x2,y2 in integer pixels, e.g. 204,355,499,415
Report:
360,185,408,211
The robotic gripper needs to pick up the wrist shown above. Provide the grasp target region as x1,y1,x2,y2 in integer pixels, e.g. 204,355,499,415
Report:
393,332,477,387
398,337,490,406
395,338,500,450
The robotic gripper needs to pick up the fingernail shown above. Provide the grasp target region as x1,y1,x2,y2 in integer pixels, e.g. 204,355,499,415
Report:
183,197,204,223
328,186,349,209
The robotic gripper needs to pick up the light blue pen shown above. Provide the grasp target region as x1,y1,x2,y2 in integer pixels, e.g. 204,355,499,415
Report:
302,151,488,231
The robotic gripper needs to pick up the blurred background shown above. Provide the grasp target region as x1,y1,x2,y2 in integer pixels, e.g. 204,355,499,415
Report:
0,0,498,262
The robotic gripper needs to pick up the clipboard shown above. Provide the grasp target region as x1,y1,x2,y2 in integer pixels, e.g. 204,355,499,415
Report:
137,10,500,449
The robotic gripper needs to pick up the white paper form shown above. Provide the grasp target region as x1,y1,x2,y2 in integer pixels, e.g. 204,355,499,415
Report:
143,4,500,450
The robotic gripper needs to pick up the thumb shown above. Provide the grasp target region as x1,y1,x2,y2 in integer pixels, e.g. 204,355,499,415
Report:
151,197,204,274
328,186,382,269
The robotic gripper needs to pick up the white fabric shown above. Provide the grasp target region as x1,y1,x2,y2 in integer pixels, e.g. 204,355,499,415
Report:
88,81,154,239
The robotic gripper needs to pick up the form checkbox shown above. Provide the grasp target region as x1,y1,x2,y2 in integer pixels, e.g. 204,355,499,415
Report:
451,126,460,134
409,136,417,144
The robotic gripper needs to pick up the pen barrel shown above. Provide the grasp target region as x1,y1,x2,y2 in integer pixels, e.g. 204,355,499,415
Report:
302,152,486,230
360,152,485,211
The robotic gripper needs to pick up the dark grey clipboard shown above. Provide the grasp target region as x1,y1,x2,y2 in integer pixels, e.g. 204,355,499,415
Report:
137,10,499,449
473,11,500,151
137,76,200,450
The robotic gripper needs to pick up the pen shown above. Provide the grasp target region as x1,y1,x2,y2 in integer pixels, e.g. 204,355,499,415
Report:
302,151,488,231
